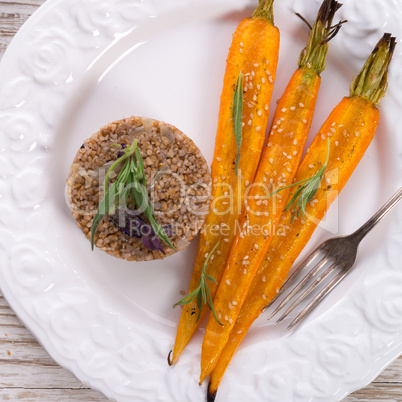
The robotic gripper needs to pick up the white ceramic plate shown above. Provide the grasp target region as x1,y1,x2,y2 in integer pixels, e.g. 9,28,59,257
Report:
1,0,402,400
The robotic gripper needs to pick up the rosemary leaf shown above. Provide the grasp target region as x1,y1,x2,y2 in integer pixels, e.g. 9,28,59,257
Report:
90,140,175,252
233,72,244,175
268,138,330,222
173,241,222,325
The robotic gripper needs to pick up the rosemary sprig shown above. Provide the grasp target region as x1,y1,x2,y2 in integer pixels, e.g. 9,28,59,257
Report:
173,242,222,325
268,138,330,222
90,140,175,252
233,72,244,175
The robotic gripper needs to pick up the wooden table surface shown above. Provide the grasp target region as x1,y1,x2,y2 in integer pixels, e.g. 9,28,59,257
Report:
0,0,401,401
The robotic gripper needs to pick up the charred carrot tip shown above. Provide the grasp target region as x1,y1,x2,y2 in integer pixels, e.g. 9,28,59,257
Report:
167,350,173,366
207,383,217,402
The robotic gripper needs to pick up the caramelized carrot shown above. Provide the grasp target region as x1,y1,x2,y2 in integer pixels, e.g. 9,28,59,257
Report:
200,0,344,382
169,0,280,365
208,33,396,401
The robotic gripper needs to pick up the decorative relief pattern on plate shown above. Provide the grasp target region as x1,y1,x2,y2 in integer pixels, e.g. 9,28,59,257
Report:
0,0,401,401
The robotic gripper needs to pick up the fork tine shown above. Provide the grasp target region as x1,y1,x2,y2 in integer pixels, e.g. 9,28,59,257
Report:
285,268,349,331
263,247,324,313
275,261,338,324
268,253,330,320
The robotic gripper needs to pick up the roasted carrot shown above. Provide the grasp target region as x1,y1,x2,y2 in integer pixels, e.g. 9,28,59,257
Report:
207,33,396,401
169,0,280,365
200,0,344,382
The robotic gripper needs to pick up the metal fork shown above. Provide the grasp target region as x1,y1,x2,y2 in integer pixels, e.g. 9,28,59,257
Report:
267,186,402,332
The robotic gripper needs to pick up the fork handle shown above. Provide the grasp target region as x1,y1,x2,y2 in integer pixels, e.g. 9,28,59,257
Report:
352,186,402,242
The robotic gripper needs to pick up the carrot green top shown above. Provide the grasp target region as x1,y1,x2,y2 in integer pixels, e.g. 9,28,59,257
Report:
252,0,274,23
298,0,344,74
350,33,396,105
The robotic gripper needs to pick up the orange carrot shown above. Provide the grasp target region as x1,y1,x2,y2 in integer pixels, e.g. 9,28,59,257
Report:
200,0,344,383
169,0,280,365
207,33,396,400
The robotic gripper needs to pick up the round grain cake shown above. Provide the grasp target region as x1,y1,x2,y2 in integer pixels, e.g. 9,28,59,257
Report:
67,116,212,261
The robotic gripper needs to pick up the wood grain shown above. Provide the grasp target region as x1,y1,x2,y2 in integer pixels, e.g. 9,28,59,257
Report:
0,0,400,400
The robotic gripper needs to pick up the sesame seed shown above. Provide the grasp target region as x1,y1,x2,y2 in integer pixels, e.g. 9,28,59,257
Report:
254,63,259,67
268,142,272,147
262,293,267,300
308,164,314,169
258,110,262,116
251,70,255,76
257,84,261,90
281,108,287,112
269,158,274,164
286,167,291,172
331,122,335,126
237,330,242,334
293,151,297,156
229,318,233,324
268,76,273,83
277,128,283,133
299,102,304,108
254,244,259,249
248,120,252,126
240,42,244,47
253,95,257,101
330,128,336,133
290,106,296,111
266,59,269,65
276,119,282,125
293,139,297,145
321,134,326,140
262,275,266,282
232,301,238,305
283,152,287,156
217,250,221,255
335,141,339,146
216,157,222,161
245,180,250,186
326,178,331,184
250,113,254,119
204,253,208,258
243,269,247,274
225,315,229,321
302,119,307,124
263,176,267,182
355,131,360,136
264,104,268,110
262,77,266,84
239,48,243,54
256,127,261,131
224,238,229,242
